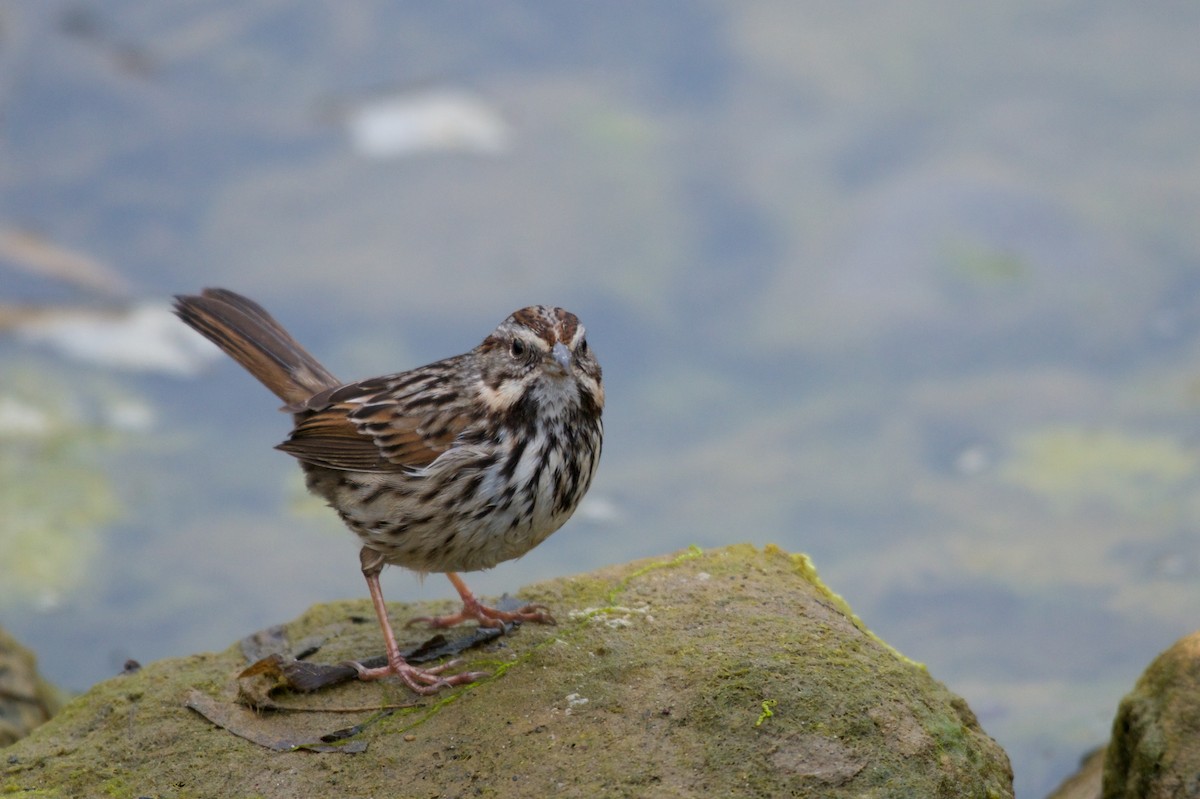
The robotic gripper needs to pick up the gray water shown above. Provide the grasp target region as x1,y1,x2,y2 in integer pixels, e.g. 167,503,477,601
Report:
3,4,1199,796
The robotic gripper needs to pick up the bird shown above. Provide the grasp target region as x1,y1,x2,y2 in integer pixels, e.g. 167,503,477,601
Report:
173,288,603,694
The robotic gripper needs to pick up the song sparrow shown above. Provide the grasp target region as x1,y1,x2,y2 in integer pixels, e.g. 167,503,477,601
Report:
173,288,603,694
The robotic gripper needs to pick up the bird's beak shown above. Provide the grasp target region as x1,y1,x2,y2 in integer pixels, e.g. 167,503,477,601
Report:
551,342,573,374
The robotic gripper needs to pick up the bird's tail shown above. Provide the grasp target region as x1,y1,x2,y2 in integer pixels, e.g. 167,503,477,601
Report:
173,288,340,405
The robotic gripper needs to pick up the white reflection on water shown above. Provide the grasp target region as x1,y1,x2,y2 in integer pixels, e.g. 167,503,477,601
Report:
344,90,510,158
12,303,219,375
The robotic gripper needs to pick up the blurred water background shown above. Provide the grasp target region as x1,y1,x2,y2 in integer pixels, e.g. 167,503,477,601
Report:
2,3,1199,796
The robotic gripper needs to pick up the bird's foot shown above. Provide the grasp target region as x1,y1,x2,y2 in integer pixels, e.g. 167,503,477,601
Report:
409,600,556,630
344,656,488,695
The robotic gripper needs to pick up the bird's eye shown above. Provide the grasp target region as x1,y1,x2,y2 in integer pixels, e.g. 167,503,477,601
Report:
578,338,588,356
510,339,526,357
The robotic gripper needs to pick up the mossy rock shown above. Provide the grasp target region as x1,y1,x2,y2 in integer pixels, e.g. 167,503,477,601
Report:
1,544,1012,797
0,627,62,748
1103,631,1200,799
1046,746,1105,799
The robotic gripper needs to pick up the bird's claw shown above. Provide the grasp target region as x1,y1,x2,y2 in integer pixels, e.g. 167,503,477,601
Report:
343,657,488,695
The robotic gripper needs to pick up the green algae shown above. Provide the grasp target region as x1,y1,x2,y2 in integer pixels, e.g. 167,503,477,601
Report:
1000,426,1197,513
0,379,123,609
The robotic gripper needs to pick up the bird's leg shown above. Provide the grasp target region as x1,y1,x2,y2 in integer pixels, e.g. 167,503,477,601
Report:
408,571,556,629
345,548,487,694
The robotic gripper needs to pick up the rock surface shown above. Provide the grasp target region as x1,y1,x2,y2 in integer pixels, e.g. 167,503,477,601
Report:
1,544,1013,797
1046,746,1104,799
1102,631,1200,799
0,627,61,747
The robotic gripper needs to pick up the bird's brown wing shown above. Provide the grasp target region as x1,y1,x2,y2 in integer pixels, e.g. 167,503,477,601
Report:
277,370,471,473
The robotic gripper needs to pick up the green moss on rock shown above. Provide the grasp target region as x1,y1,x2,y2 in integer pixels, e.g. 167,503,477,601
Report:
1103,632,1200,799
2,544,1012,797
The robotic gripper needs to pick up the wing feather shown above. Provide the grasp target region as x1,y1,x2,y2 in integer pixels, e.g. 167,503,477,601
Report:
276,359,472,472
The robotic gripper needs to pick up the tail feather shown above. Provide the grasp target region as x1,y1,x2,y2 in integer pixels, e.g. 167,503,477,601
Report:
174,288,340,405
